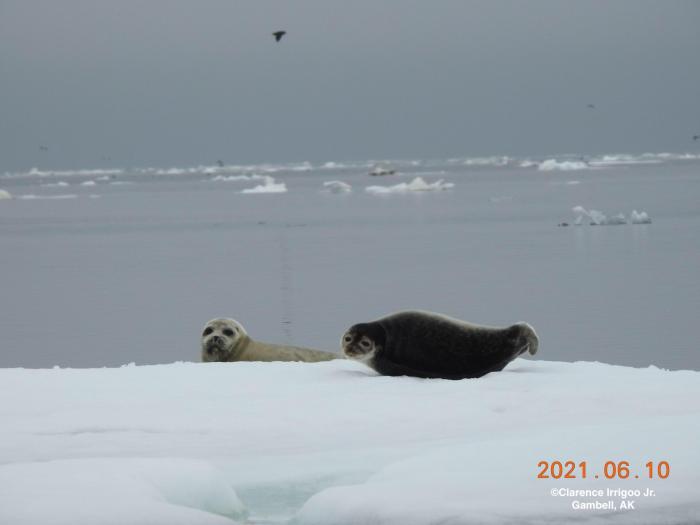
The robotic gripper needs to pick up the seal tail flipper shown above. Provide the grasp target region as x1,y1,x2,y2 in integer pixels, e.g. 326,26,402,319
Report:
514,322,539,356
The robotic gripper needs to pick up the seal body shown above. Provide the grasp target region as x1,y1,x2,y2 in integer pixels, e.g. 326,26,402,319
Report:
341,311,538,379
201,318,339,363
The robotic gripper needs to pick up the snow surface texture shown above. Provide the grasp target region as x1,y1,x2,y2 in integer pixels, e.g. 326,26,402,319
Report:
1,360,698,524
573,206,652,226
366,176,454,194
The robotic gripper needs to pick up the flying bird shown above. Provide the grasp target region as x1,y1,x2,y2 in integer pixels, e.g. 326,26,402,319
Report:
272,30,286,42
586,104,596,109
693,135,699,141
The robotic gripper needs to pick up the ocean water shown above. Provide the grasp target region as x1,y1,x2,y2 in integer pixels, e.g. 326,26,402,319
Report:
1,153,699,370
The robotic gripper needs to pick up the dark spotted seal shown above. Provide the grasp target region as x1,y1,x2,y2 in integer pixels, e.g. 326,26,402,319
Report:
341,311,538,379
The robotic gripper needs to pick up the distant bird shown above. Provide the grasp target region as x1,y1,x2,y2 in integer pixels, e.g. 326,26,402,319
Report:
39,145,48,151
693,135,699,141
216,160,224,167
272,30,286,42
586,104,596,109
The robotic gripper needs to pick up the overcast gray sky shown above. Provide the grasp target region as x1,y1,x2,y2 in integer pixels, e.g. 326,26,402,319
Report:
1,1,699,171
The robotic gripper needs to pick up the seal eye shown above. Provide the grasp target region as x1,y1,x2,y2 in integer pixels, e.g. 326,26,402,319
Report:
360,339,371,349
343,334,353,344
223,328,235,337
203,327,213,336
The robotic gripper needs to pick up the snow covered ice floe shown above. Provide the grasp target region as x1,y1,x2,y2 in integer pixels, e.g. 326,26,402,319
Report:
211,174,267,182
630,210,652,224
16,193,79,200
463,155,510,167
240,176,287,194
572,206,652,226
0,189,12,199
321,180,352,193
365,176,454,194
1,359,698,524
538,159,590,171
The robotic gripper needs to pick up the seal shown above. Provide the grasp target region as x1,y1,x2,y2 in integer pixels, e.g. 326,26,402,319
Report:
341,310,538,379
201,318,339,363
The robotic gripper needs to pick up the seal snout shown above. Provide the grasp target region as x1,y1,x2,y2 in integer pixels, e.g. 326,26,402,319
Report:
341,331,361,357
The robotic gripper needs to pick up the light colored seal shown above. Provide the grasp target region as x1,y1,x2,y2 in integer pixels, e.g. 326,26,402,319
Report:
341,310,538,379
201,318,339,363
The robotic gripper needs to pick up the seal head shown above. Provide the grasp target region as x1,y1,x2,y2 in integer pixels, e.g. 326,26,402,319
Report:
201,318,248,362
341,322,386,364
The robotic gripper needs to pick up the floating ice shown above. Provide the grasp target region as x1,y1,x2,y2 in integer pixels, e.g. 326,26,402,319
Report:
322,181,352,193
16,194,79,200
368,165,396,176
631,210,652,224
606,213,628,225
25,168,124,178
288,161,314,172
643,152,700,161
365,177,454,195
589,154,662,167
519,159,538,168
573,206,611,225
538,159,590,171
463,156,510,167
240,176,287,194
42,181,70,187
80,180,97,186
211,174,266,182
0,189,12,200
572,206,652,226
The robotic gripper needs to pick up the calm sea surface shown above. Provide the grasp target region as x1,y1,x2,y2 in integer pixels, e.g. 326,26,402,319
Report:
1,155,699,370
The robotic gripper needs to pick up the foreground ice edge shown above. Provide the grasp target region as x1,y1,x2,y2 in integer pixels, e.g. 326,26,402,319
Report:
1,359,698,525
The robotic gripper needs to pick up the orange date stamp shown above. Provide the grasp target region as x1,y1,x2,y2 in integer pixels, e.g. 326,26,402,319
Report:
537,460,670,480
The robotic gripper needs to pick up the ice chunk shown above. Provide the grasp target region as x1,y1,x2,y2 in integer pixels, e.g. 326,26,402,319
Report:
631,210,652,224
17,194,79,200
322,181,352,193
240,176,287,194
539,159,589,171
365,177,454,194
